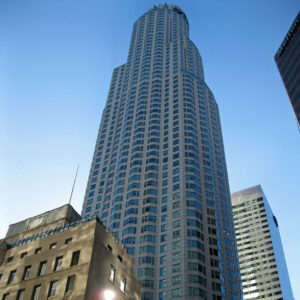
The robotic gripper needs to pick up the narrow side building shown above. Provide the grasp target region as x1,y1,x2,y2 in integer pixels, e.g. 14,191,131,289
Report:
231,185,294,300
0,204,141,300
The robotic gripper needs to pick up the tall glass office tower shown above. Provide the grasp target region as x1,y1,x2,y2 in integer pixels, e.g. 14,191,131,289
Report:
82,4,242,300
232,185,294,300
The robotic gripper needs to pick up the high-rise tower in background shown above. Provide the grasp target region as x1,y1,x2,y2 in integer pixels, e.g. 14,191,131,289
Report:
275,11,300,130
82,4,242,299
232,185,294,300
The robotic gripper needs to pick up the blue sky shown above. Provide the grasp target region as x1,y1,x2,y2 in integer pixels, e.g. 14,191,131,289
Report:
1,0,299,297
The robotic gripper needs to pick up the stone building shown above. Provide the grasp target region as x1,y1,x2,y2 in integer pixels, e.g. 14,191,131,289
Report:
0,204,141,300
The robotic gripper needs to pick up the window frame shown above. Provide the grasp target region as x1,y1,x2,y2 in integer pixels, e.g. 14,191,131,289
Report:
70,251,80,266
16,289,25,300
65,275,75,294
49,243,57,249
22,265,31,280
109,265,116,282
120,275,126,293
48,280,58,297
37,261,47,276
7,270,16,284
31,285,41,300
54,256,63,271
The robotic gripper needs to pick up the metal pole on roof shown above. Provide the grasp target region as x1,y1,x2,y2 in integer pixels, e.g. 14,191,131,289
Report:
68,164,80,205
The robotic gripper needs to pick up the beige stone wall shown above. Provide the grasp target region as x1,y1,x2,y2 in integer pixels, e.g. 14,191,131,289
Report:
5,218,70,244
0,217,141,300
85,222,141,300
0,241,7,266
0,220,94,299
6,205,81,240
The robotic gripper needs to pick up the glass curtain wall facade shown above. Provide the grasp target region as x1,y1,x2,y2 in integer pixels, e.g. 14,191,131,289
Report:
82,4,242,300
232,185,294,300
274,11,300,130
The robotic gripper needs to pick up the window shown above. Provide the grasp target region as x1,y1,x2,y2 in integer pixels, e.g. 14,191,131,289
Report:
173,210,180,219
160,256,166,265
109,265,115,282
49,243,57,249
173,250,182,262
6,256,13,263
54,256,63,271
172,288,181,297
160,267,166,276
22,266,31,280
2,294,9,300
173,230,180,239
142,292,154,300
159,279,166,288
173,241,180,249
65,238,72,245
48,280,58,297
172,275,181,285
70,251,80,266
173,263,181,272
7,270,16,284
120,276,126,292
31,285,41,300
160,245,167,253
0,273,2,281
17,290,25,300
65,275,75,293
20,252,27,259
38,261,47,276
35,247,42,254
161,215,167,222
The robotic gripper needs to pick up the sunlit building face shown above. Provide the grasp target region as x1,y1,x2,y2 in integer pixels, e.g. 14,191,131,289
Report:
82,4,242,299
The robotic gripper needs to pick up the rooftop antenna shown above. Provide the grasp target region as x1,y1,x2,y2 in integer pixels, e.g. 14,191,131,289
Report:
68,164,80,205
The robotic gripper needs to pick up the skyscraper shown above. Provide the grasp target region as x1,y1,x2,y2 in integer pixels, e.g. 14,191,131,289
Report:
275,11,300,130
82,4,242,300
232,185,294,300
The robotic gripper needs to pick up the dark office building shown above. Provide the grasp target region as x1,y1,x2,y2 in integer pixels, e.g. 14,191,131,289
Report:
275,11,300,130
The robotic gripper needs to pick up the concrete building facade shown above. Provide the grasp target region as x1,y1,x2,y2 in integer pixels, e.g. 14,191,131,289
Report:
275,11,300,130
0,205,141,300
232,185,294,300
81,4,242,300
